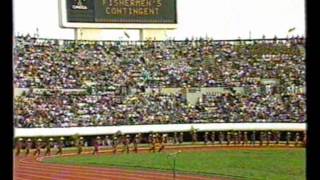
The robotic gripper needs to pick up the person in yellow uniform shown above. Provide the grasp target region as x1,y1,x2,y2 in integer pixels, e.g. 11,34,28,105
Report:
77,137,84,155
158,134,166,152
133,134,139,153
112,136,118,154
123,135,130,154
149,134,156,153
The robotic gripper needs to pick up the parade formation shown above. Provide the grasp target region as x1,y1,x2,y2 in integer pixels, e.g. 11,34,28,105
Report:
15,130,306,157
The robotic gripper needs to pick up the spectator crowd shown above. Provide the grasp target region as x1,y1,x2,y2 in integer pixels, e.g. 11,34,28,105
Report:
14,35,306,128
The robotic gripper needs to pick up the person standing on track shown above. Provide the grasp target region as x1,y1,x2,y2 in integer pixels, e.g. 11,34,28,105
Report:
44,138,53,156
92,136,100,155
158,134,166,152
123,135,130,154
191,129,197,144
286,132,291,146
163,133,168,144
243,132,248,145
133,134,139,153
77,137,84,155
211,131,215,145
266,131,271,146
219,131,224,145
137,133,142,144
178,132,183,144
25,138,32,156
173,132,178,144
259,131,265,146
148,133,153,144
204,132,209,145
294,132,300,146
112,136,118,154
226,132,231,145
251,131,256,146
33,138,42,157
104,135,110,147
275,131,281,145
237,131,242,144
56,137,64,155
149,134,156,153
15,138,23,156
233,131,238,145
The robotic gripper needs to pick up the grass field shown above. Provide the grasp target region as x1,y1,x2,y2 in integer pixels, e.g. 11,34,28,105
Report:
44,148,305,180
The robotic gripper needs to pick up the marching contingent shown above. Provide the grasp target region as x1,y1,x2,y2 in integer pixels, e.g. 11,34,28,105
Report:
15,130,306,157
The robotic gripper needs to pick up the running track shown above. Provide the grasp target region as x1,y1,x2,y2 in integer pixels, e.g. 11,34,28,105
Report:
14,145,300,180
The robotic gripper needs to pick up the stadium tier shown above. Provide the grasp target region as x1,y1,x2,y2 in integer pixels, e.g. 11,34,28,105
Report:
14,36,305,128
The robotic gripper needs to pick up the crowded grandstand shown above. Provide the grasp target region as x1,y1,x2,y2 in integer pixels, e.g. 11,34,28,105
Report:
14,35,305,128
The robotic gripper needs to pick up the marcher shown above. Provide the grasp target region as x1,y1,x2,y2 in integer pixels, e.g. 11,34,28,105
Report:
294,132,300,146
33,138,42,157
266,132,272,146
123,135,130,153
237,131,242,144
158,134,166,152
149,134,156,153
77,137,84,155
275,131,281,145
204,132,209,145
226,132,231,145
44,138,53,156
15,138,23,156
303,131,306,146
178,132,183,144
211,131,215,144
191,130,197,144
243,132,248,145
173,132,178,144
92,136,100,155
286,132,291,145
251,131,256,145
56,137,64,155
133,134,139,153
219,131,224,145
233,131,238,145
25,138,32,156
259,132,265,146
112,136,118,154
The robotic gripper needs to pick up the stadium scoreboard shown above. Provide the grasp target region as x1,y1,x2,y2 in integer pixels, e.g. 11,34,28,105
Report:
61,0,177,28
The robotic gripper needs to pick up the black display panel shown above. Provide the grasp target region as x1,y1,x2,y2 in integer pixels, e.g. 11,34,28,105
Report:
66,0,177,24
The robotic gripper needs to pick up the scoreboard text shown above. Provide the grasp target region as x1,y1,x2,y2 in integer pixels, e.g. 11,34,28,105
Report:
67,0,177,24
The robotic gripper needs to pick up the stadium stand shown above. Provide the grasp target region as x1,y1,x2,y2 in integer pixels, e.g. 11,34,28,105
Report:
14,36,305,128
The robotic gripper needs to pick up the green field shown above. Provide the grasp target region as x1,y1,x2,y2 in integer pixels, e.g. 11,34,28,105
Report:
44,148,305,180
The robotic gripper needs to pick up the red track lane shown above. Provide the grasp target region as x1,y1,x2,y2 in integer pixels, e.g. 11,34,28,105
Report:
15,156,214,179
14,145,302,180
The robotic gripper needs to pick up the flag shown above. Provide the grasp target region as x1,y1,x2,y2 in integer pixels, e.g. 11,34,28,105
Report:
124,31,130,39
288,27,296,33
